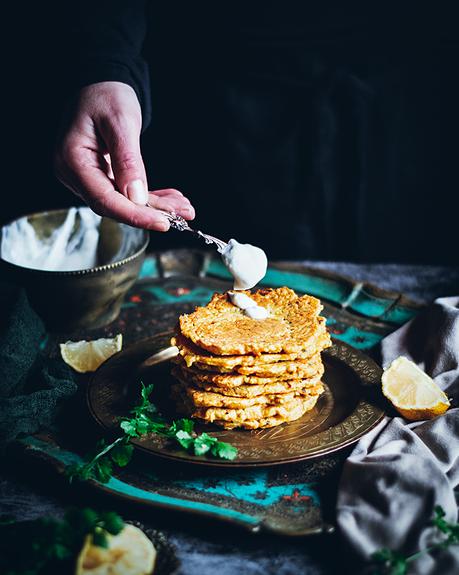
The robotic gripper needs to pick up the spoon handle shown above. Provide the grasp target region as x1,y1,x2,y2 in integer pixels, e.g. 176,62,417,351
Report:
152,207,227,252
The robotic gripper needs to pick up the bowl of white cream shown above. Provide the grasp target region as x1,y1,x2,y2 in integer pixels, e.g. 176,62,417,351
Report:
0,207,149,330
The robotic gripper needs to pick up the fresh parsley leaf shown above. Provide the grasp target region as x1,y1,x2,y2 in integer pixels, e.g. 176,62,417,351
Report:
170,418,195,434
130,382,156,418
64,508,98,534
372,549,407,574
120,419,138,437
67,437,131,484
68,380,238,484
193,433,217,455
175,430,195,450
0,508,125,575
110,442,134,467
67,462,94,483
98,511,125,535
371,506,459,574
173,428,238,460
93,459,113,483
51,542,73,561
91,529,109,548
432,505,459,546
211,441,238,461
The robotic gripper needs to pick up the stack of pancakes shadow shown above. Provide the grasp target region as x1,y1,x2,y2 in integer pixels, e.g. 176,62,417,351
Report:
170,287,332,430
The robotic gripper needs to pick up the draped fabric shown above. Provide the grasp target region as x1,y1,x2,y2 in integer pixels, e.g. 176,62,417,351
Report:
338,297,459,574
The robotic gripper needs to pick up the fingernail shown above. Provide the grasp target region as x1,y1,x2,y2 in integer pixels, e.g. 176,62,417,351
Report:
157,217,170,232
127,179,148,205
182,206,194,218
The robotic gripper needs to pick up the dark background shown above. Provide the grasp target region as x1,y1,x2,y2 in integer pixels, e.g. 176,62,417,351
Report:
4,2,459,264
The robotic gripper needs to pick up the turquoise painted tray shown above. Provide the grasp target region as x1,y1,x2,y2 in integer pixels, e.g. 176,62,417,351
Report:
19,250,421,536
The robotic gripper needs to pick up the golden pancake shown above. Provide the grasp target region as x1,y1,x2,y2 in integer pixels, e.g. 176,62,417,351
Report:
172,368,324,404
178,287,325,355
207,396,319,429
175,359,325,387
189,351,326,376
172,330,331,372
172,381,312,409
192,378,324,398
191,394,321,423
195,394,321,429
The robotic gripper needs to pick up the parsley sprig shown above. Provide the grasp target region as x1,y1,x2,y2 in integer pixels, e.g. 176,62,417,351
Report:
0,508,124,575
371,506,459,574
68,383,237,482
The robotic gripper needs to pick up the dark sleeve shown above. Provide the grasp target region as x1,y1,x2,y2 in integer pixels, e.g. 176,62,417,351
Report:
65,0,151,130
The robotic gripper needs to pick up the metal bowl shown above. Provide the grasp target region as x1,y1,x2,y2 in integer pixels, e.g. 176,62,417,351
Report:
0,208,149,331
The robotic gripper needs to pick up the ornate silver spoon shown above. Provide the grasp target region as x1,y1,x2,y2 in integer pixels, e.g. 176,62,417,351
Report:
148,205,228,253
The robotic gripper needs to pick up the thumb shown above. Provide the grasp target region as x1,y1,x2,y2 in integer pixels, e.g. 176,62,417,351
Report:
99,118,148,205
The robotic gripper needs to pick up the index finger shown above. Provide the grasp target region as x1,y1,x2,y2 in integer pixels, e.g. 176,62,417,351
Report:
60,148,171,231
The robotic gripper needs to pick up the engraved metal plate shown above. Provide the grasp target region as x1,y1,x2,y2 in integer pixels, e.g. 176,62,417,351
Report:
87,333,385,467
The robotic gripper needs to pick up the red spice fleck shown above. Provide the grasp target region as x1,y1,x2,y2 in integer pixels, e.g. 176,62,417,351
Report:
328,326,345,335
169,287,191,296
282,489,311,503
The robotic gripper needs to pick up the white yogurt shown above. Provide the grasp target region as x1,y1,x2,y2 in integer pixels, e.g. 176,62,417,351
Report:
229,291,269,320
244,305,269,320
228,291,257,310
221,239,267,290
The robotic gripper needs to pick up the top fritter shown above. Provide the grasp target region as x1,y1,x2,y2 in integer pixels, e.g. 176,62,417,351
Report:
178,287,324,356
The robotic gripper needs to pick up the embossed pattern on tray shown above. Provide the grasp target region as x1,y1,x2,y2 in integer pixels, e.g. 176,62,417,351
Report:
87,334,385,467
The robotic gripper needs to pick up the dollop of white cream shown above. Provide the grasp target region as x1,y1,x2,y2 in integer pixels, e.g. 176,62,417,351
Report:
229,291,269,320
221,239,267,290
244,305,269,320
228,291,257,310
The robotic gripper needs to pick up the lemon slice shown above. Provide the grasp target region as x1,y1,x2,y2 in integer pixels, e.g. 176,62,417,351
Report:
382,356,450,421
75,524,156,575
60,334,122,373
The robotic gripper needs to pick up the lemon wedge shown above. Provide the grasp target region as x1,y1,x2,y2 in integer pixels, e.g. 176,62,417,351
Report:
60,334,123,373
382,356,450,421
75,524,156,575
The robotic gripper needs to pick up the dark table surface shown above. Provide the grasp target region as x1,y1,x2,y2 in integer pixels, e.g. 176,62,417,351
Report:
1,262,458,575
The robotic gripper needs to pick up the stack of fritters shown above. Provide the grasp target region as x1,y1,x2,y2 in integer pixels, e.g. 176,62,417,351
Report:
170,287,331,429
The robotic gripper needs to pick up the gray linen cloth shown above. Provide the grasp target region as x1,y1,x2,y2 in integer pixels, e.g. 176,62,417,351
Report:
337,297,459,574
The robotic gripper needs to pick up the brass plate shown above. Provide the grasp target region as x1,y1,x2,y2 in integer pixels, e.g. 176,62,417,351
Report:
87,333,385,467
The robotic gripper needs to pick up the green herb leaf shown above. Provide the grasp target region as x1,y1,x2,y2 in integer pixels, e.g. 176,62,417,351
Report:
175,430,195,449
141,382,154,401
120,419,138,437
110,441,134,467
371,548,407,575
67,379,238,485
371,505,459,574
64,508,98,533
98,511,125,536
93,459,113,483
193,433,217,455
0,508,125,575
130,382,156,418
66,462,94,483
211,441,238,461
91,529,109,548
52,542,72,561
170,418,195,434
432,506,459,546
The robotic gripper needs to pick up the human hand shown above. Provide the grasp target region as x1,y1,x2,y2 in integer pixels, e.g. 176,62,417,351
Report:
54,81,194,231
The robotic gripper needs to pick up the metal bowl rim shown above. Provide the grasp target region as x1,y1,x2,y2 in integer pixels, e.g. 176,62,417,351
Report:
0,207,149,276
